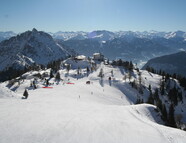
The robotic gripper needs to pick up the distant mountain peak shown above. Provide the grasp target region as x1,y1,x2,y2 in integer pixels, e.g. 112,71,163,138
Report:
32,28,38,32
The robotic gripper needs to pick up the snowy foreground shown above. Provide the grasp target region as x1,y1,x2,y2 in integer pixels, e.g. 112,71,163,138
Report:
0,64,186,143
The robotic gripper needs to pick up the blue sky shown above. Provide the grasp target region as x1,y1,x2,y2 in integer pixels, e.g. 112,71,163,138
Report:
0,0,186,32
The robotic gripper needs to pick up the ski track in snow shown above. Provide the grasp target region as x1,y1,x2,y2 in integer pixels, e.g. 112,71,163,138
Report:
129,106,170,143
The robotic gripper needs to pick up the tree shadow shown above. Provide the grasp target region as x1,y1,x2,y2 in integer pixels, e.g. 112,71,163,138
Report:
99,78,104,87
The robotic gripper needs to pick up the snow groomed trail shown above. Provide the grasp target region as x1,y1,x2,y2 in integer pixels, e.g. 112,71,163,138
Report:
0,64,186,143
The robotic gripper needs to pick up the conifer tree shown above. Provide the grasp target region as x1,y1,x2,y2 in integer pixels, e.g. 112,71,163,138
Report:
86,66,90,76
87,66,90,73
128,72,131,82
148,84,151,91
46,79,49,86
77,67,80,75
168,104,176,128
66,64,71,73
156,99,163,112
111,70,114,77
178,92,183,102
147,92,154,105
55,72,61,81
168,87,178,106
50,69,54,78
138,72,143,93
162,104,167,121
154,88,159,100
98,68,104,78
129,61,133,71
33,80,37,89
23,89,28,99
160,80,165,95
136,98,141,104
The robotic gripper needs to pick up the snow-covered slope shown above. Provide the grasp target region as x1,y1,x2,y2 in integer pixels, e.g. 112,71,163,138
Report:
51,31,88,40
0,28,69,72
164,31,186,40
0,60,186,143
87,30,115,41
0,84,18,98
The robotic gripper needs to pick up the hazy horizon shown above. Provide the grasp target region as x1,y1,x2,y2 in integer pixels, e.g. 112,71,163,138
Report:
1,29,186,34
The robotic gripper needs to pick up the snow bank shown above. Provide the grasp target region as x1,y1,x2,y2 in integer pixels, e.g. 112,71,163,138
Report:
0,84,18,98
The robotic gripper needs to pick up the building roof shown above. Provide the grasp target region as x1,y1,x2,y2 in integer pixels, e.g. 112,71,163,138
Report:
93,53,102,56
75,55,86,60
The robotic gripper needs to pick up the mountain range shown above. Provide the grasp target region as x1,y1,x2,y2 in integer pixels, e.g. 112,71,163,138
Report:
2,30,186,42
1,29,186,72
50,30,186,41
55,30,186,67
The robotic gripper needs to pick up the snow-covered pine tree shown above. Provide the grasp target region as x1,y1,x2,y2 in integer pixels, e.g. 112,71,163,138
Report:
50,69,54,78
55,72,61,81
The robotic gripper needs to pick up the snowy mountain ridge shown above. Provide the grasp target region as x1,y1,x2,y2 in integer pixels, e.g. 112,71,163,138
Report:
1,30,186,41
50,30,186,41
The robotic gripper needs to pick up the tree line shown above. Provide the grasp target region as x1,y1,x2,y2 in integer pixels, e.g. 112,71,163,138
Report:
0,58,63,82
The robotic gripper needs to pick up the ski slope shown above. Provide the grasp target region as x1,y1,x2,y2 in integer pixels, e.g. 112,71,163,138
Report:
0,63,186,143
